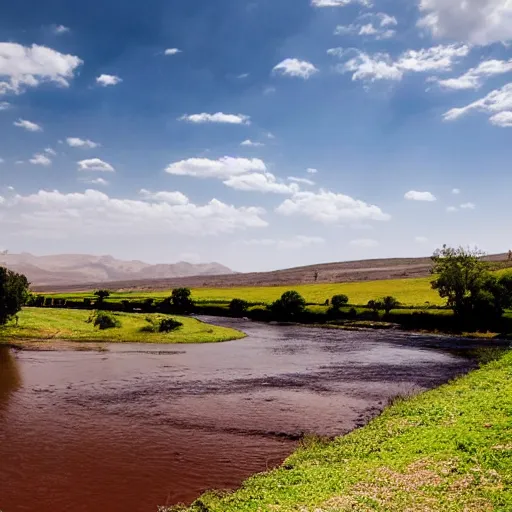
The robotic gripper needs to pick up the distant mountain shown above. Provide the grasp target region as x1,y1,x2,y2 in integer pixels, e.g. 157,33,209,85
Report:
0,253,234,287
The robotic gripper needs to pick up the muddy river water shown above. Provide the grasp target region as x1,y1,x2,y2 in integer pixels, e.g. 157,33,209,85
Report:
0,317,476,512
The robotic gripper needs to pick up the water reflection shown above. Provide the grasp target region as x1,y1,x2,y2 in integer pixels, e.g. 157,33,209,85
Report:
0,346,22,414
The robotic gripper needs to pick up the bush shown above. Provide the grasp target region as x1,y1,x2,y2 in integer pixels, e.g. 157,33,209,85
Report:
159,318,183,332
0,267,29,324
229,298,249,316
331,294,349,309
171,288,194,311
270,290,306,319
93,311,121,330
381,296,401,315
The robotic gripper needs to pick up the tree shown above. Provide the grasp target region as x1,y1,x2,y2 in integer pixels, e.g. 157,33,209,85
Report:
0,267,29,325
331,294,349,309
270,290,306,319
94,290,110,301
229,298,249,316
367,299,383,315
381,296,400,315
171,288,194,311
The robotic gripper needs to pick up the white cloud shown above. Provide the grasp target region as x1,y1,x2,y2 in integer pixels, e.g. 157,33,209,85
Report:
0,101,10,110
44,147,56,156
266,132,276,139
311,0,372,6
242,235,325,249
77,158,115,172
86,178,108,186
307,168,318,174
288,177,315,185
273,59,319,79
237,73,249,79
435,59,512,90
460,202,476,209
335,12,398,40
164,48,181,55
53,25,70,34
418,0,512,45
179,112,250,125
66,137,100,148
349,238,379,248
139,189,189,205
415,236,429,243
263,86,276,95
276,190,390,223
404,190,437,201
240,139,264,147
13,119,42,132
29,153,52,166
0,43,82,95
224,172,299,194
330,44,469,82
443,83,512,125
0,189,267,236
166,156,266,179
489,111,512,127
447,206,458,212
96,74,122,87
452,188,461,195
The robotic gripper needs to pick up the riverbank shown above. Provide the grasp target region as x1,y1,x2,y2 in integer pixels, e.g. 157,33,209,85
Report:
165,349,512,512
0,308,245,346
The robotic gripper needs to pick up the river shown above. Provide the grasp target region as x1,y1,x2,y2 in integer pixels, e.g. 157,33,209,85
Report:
0,318,476,512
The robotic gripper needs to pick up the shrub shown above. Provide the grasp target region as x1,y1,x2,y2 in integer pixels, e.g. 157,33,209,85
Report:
229,298,249,316
0,267,29,324
331,294,349,309
381,296,401,315
94,289,110,301
159,318,183,332
171,288,194,311
93,311,121,330
270,290,306,319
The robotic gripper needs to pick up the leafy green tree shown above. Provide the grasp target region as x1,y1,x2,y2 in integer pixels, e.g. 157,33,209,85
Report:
94,290,110,301
171,288,194,311
367,299,383,314
229,298,249,316
0,267,29,325
331,294,349,309
381,296,401,315
270,290,306,318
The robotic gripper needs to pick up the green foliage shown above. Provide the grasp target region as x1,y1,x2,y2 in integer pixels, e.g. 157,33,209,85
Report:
367,299,383,314
93,311,121,330
229,298,249,316
159,318,183,332
381,295,401,314
0,267,29,325
94,289,110,301
171,288,194,311
331,294,349,309
270,290,306,319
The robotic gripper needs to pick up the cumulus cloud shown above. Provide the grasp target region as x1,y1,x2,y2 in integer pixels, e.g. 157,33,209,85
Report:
77,158,115,172
418,0,512,45
166,156,266,179
312,0,372,6
349,238,379,248
288,177,315,186
307,168,318,174
240,139,264,147
139,189,189,205
273,59,319,79
44,147,56,156
460,202,476,209
164,48,181,55
242,235,325,249
0,189,267,237
13,119,42,131
490,111,512,127
443,83,512,126
447,206,458,212
86,178,108,186
224,172,299,194
179,112,250,124
435,59,512,90
404,190,437,201
0,43,82,95
335,12,398,40
276,189,390,223
329,44,470,82
96,74,122,86
29,153,52,166
0,101,10,110
66,137,100,148
53,25,70,34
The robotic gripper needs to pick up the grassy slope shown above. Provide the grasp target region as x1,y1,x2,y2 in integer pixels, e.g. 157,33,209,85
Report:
168,351,512,512
0,308,244,344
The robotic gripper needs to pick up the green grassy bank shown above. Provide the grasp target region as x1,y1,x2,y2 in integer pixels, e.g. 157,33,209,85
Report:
164,350,512,512
0,308,245,345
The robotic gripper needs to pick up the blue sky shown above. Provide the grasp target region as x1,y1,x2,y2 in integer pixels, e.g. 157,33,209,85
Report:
1,0,512,271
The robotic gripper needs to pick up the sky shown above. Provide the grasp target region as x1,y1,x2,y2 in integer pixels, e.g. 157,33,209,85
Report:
1,0,512,272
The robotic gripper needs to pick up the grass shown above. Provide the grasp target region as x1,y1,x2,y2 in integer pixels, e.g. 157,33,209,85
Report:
0,308,245,344
48,276,444,307
164,350,512,512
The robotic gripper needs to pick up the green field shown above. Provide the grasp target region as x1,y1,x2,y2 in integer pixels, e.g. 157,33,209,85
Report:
166,350,512,512
49,276,445,307
0,308,245,344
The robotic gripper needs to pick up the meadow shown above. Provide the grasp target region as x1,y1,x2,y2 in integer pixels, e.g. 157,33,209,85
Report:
0,308,245,345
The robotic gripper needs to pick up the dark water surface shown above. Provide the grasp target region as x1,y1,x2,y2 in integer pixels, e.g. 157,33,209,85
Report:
0,318,476,512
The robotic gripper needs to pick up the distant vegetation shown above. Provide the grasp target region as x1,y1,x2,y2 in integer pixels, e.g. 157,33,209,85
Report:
0,267,29,325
